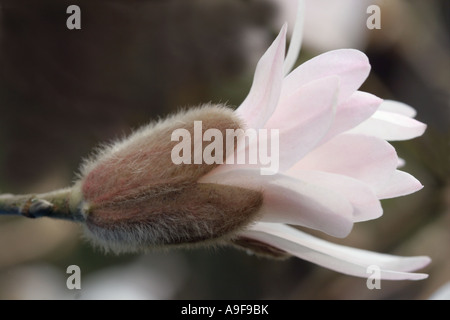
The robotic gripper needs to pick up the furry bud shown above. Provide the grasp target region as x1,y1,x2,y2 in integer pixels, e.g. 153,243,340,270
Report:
72,104,263,253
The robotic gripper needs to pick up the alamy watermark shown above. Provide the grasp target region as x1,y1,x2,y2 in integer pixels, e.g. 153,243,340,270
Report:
171,121,280,175
366,265,381,290
66,4,381,31
66,265,81,290
66,5,81,30
367,5,381,30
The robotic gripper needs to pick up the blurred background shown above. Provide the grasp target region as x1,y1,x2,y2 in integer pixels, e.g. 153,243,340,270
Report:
0,0,448,299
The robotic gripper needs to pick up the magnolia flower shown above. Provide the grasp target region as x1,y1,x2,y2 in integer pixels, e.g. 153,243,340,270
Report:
71,19,430,279
196,25,430,280
0,2,430,281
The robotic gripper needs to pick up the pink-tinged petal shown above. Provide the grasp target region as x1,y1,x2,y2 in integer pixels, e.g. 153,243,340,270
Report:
200,169,353,238
322,91,382,141
282,0,304,75
265,76,339,171
378,100,417,118
348,110,427,141
257,178,353,238
293,134,398,191
281,49,370,106
286,170,382,222
377,170,423,199
241,222,431,280
235,25,287,129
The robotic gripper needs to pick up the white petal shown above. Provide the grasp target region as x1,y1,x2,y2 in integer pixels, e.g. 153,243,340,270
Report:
241,222,430,280
265,76,339,171
283,0,305,75
348,110,427,141
235,25,287,129
322,91,382,141
281,49,370,106
292,133,398,192
200,169,353,238
378,100,417,118
286,170,382,222
376,170,423,199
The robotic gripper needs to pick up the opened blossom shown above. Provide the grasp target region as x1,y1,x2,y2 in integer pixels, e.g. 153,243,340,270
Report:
197,24,429,280
0,8,430,281
71,22,430,280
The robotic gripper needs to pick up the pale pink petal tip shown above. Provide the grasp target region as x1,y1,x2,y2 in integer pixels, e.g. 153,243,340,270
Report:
377,170,424,199
323,91,382,140
241,223,430,280
281,49,370,106
378,100,417,118
349,110,427,141
292,134,398,193
285,170,383,223
235,24,287,129
266,76,340,170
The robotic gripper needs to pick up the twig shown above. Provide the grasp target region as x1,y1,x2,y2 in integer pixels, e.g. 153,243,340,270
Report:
0,187,84,222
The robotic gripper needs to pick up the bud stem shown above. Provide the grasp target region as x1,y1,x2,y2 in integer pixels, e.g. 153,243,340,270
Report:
0,187,84,222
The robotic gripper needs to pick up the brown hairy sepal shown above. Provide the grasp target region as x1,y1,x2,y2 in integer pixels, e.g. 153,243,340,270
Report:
74,104,264,253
